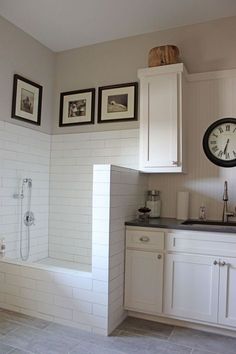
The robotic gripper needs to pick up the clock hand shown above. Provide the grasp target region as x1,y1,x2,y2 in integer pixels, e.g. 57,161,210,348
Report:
224,139,230,155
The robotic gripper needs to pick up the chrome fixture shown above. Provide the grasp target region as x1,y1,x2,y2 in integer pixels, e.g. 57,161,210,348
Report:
222,181,235,223
13,178,32,200
14,178,34,261
24,211,35,227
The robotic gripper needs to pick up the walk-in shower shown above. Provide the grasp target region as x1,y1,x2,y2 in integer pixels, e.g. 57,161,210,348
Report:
13,178,34,261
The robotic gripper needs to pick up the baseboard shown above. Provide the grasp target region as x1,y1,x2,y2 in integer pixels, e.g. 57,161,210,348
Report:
128,311,236,338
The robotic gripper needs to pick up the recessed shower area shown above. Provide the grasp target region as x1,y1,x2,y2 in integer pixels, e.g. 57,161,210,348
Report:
0,121,146,334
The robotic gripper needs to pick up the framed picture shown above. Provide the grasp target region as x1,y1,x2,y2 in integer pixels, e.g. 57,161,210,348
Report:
11,74,43,126
59,88,95,126
98,82,138,123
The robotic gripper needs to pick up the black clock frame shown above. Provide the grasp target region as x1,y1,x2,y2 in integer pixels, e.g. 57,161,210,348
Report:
202,117,236,168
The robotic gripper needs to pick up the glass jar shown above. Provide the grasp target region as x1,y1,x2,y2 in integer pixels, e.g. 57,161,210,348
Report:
145,190,161,218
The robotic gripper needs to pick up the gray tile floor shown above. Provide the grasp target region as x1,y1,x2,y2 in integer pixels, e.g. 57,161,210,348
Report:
0,309,236,354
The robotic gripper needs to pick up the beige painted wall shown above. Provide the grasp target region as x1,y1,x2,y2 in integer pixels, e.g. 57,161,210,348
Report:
0,16,55,134
53,15,236,134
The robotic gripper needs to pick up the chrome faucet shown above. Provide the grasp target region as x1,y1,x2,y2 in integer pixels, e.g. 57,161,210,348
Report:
222,181,235,223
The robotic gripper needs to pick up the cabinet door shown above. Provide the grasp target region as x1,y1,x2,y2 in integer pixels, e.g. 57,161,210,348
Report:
164,254,219,323
124,250,163,314
140,72,180,169
219,258,236,327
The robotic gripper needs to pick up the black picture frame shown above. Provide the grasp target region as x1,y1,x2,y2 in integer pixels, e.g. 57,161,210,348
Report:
98,82,138,123
59,88,95,127
11,74,42,126
202,117,236,167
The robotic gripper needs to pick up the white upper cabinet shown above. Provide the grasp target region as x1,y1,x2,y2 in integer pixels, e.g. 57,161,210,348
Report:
138,63,188,173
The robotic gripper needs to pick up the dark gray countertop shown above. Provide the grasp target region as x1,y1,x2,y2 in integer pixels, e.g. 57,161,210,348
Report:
125,217,236,234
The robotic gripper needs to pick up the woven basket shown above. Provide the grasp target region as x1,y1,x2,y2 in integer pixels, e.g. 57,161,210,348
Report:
148,45,180,67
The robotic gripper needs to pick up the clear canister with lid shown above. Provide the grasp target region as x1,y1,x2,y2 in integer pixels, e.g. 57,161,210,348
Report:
145,190,161,218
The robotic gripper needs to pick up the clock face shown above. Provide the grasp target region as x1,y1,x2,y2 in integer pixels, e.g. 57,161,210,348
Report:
203,118,236,167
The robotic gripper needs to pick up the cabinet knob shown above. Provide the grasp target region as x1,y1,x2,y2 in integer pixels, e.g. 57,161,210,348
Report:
213,260,218,265
172,161,178,166
157,254,162,260
139,236,150,242
220,261,228,267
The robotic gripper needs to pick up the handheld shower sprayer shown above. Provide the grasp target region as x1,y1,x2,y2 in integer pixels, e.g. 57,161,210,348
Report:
13,178,34,261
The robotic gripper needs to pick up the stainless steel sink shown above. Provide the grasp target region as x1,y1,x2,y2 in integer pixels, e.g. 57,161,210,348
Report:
181,219,236,227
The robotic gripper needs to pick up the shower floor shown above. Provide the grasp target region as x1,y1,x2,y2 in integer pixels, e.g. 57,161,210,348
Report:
38,257,92,272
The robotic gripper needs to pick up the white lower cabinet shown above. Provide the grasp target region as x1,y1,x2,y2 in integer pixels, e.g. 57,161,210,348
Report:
124,249,163,314
164,253,219,323
124,226,236,332
219,257,236,327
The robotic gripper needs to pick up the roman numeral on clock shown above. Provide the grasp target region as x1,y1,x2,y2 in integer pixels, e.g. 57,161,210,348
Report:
212,146,219,153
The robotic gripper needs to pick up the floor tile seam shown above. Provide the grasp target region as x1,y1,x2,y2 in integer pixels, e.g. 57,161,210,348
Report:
8,347,35,354
40,325,91,344
192,349,226,354
168,335,231,354
116,328,173,341
117,326,174,338
166,331,196,351
0,324,22,337
4,346,17,354
0,316,52,331
0,323,59,349
166,325,176,342
114,328,196,353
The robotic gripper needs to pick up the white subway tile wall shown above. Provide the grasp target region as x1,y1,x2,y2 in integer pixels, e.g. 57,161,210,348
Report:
49,130,139,265
92,165,147,334
0,260,108,333
0,122,50,261
108,165,147,333
0,164,145,334
0,121,141,334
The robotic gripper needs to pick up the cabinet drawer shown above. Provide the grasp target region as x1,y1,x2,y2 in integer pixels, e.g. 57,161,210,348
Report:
166,231,236,257
126,228,164,250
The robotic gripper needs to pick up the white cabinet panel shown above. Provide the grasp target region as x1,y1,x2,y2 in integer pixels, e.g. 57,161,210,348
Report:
138,63,187,173
124,250,163,314
164,253,219,323
146,73,178,167
219,258,236,327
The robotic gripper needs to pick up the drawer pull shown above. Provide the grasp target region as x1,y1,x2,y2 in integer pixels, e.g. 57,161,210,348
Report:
213,260,218,265
139,236,150,242
157,254,162,260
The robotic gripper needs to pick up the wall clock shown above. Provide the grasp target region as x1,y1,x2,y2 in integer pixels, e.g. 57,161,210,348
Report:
203,118,236,167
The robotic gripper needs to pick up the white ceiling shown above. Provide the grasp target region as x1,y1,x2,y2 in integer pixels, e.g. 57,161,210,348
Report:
0,0,236,52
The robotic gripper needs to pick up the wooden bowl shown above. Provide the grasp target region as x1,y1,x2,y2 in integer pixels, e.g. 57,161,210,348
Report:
148,45,180,67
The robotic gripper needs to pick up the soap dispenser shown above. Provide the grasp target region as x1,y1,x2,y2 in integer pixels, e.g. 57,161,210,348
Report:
0,239,6,257
199,205,206,220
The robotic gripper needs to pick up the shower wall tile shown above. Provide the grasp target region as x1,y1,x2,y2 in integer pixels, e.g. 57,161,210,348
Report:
92,164,148,334
0,122,51,261
108,165,148,334
0,260,107,333
49,129,139,265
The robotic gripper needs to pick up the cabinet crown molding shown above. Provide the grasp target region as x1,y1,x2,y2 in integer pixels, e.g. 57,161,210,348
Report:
138,63,188,79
